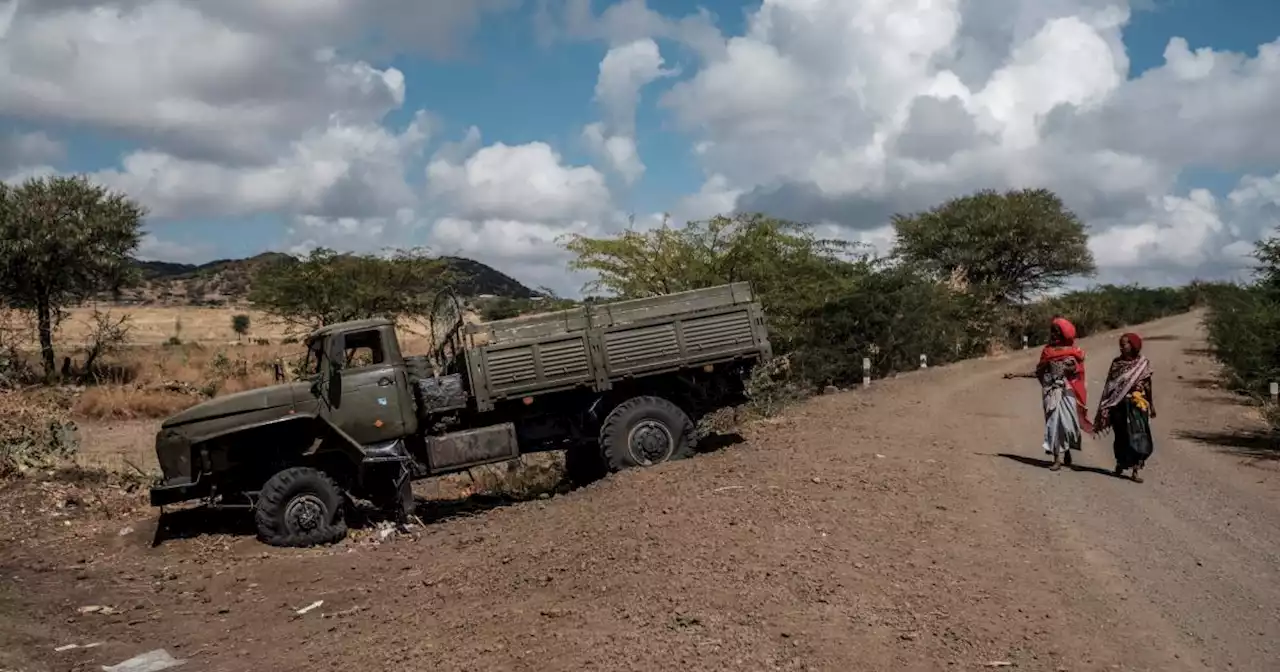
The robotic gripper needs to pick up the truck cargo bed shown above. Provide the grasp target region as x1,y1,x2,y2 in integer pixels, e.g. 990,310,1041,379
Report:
463,283,770,411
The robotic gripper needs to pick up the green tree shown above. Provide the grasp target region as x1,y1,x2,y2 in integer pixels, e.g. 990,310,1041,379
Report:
231,313,251,341
891,188,1096,304
249,247,453,329
562,213,864,349
0,176,144,379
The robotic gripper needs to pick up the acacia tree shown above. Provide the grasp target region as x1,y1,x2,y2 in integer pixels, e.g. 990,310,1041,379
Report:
562,212,866,350
0,176,144,379
248,247,454,330
891,188,1096,304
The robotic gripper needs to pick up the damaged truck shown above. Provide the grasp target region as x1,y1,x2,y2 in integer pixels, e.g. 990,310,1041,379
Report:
149,282,772,547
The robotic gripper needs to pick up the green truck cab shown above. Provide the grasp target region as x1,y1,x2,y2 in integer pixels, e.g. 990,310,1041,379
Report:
149,282,772,547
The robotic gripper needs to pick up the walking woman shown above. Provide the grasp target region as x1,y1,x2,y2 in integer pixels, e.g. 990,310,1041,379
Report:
1093,333,1156,482
1006,317,1093,471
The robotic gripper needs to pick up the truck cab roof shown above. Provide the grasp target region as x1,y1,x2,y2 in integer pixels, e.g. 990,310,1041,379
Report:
307,318,395,342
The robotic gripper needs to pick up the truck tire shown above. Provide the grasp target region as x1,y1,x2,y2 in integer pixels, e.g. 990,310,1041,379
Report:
254,467,348,548
599,396,695,472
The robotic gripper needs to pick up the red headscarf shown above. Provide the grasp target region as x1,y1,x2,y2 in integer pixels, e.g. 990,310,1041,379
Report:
1038,317,1093,432
1121,332,1142,355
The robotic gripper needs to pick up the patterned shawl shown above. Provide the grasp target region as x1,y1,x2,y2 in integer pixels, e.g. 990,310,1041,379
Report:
1092,343,1153,435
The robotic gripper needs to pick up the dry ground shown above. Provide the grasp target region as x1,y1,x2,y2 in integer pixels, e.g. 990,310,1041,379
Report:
3,311,1280,671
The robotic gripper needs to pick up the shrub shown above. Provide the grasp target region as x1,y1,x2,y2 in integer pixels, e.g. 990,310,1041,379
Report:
1203,283,1280,396
0,392,79,476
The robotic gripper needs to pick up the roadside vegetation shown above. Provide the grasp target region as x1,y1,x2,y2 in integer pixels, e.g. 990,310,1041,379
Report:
1200,234,1280,430
1,176,1206,476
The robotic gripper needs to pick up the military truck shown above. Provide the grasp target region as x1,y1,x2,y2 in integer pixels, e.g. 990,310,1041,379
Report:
149,282,772,547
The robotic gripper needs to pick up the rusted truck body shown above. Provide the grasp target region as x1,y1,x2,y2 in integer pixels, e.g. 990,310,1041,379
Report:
149,282,771,547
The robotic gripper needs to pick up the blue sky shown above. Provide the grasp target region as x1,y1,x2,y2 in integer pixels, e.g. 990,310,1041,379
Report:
1,0,1278,293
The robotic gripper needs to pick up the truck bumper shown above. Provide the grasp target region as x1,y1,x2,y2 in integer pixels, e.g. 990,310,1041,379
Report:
149,476,207,507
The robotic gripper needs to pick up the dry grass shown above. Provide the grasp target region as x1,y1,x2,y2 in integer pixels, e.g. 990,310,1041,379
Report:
49,305,289,346
1,304,501,480
4,306,466,422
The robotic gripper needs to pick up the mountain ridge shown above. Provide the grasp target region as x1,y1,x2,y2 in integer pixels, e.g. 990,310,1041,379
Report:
116,253,536,306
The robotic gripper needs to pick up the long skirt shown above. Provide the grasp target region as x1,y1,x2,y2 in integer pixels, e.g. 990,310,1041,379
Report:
1042,383,1082,459
1111,398,1154,470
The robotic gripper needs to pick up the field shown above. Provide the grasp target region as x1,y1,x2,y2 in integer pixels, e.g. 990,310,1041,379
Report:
1,304,481,473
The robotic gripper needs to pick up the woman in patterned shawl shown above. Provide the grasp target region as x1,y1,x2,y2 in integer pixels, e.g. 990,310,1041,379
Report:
1093,332,1156,482
1006,317,1093,471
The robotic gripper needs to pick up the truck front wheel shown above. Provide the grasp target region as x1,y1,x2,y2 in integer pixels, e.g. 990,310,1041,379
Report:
255,467,348,548
599,396,695,472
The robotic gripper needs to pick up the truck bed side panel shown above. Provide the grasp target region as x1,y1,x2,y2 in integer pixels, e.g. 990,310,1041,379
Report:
601,306,761,377
482,335,593,399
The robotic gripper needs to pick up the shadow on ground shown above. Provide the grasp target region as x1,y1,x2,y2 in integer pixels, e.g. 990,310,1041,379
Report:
1143,334,1180,342
1175,429,1280,461
994,452,1120,478
150,432,748,544
152,506,257,546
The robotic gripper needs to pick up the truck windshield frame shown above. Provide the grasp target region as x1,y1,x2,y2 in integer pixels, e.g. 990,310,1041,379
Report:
304,338,324,379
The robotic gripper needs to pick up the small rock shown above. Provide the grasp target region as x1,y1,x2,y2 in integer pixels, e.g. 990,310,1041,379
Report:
823,385,840,395
811,477,822,484
900,631,920,641
118,526,134,537
875,454,886,459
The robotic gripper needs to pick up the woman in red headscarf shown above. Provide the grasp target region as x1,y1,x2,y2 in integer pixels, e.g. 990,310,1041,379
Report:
1093,332,1156,482
1006,317,1092,471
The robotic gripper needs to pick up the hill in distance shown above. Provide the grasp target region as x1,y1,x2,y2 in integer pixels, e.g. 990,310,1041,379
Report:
118,252,536,307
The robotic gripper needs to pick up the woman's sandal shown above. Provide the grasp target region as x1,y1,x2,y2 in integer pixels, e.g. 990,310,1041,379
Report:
1131,467,1144,483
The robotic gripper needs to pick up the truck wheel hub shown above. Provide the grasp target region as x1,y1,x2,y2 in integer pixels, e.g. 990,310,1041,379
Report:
285,494,326,532
627,420,674,466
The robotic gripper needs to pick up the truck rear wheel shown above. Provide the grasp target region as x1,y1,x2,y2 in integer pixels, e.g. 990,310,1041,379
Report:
599,396,695,472
255,467,348,548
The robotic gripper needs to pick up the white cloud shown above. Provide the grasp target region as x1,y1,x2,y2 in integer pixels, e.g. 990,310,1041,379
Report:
0,130,64,178
10,0,1280,297
93,112,433,220
423,136,622,296
1088,170,1280,285
582,38,676,184
426,140,613,222
630,0,1280,282
0,1,411,163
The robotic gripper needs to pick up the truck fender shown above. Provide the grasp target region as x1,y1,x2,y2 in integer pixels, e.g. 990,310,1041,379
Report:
189,413,319,447
190,414,363,467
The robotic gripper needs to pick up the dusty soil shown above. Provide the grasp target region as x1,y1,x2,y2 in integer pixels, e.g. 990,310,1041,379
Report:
4,312,1280,672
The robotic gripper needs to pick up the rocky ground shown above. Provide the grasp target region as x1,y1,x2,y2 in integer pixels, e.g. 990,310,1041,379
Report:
3,311,1278,672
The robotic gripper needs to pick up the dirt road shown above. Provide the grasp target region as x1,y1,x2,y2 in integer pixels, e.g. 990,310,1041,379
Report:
4,311,1280,671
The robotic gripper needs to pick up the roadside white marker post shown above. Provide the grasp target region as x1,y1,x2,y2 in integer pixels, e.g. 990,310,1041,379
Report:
920,354,927,369
863,357,871,389
1022,335,1028,350
1270,381,1278,404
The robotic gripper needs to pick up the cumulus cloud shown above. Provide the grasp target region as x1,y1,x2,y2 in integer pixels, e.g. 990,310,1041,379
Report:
93,112,434,220
0,130,64,177
427,140,613,222
0,1,409,163
9,0,1280,297
423,135,619,295
636,0,1280,283
582,38,677,184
